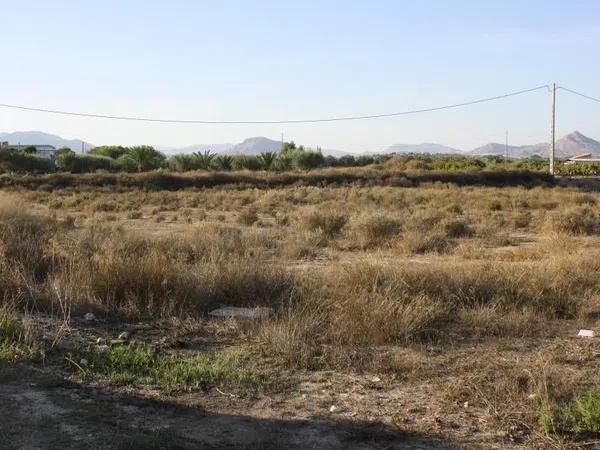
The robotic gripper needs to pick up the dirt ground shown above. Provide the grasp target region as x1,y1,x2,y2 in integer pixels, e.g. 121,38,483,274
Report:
3,313,589,450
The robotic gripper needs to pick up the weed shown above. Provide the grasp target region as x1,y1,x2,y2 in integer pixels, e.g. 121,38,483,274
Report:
78,343,264,391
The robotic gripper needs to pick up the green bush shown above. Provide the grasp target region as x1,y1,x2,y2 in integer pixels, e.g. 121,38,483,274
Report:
89,146,128,160
231,155,262,171
0,149,55,173
56,152,113,173
169,154,201,172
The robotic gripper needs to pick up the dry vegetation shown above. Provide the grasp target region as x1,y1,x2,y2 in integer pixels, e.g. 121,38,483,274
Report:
2,174,600,448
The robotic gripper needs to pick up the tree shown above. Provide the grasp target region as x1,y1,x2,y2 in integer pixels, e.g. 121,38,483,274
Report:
20,146,37,155
293,150,324,170
89,145,128,160
215,154,233,171
169,154,199,172
56,147,74,158
258,151,277,170
280,141,297,154
231,155,262,171
273,153,293,171
56,153,113,173
127,146,166,172
192,150,216,171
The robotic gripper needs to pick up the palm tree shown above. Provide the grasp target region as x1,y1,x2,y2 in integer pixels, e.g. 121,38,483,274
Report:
258,151,277,170
215,154,233,171
193,150,216,170
128,146,166,172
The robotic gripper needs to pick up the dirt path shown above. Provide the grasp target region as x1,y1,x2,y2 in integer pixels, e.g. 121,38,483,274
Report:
0,364,452,450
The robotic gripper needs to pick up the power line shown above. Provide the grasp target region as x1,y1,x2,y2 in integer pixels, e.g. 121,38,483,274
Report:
558,86,600,104
0,85,550,125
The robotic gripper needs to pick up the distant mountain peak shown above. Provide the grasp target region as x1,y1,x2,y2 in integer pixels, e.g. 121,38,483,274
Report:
469,131,600,159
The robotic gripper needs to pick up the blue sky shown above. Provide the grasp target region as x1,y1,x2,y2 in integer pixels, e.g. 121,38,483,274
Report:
1,0,599,151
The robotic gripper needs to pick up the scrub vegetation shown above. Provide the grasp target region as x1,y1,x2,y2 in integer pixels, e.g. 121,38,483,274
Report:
2,169,600,448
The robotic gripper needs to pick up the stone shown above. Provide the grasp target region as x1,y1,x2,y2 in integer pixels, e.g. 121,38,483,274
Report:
208,306,273,319
578,329,596,337
84,312,96,321
118,331,130,340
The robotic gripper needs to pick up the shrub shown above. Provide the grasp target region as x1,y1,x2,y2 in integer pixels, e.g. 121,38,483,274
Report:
169,154,201,172
398,230,453,254
0,195,60,281
303,211,348,238
540,388,600,435
231,155,262,171
0,308,40,362
237,207,259,226
442,217,475,238
57,152,113,173
562,389,600,433
0,148,55,173
127,146,167,172
292,150,325,170
353,214,402,247
546,207,600,235
89,146,128,160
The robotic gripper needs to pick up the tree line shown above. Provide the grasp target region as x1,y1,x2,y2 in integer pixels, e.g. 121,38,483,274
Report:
0,142,389,174
0,142,551,174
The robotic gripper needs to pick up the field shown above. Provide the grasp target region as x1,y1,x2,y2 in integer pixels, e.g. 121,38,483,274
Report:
1,168,600,449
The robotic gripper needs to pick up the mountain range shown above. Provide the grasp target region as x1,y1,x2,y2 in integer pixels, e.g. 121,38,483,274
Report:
2,130,600,159
159,137,350,157
466,132,600,159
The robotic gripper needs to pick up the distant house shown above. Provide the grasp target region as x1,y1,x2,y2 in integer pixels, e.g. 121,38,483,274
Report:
2,144,57,160
566,153,600,164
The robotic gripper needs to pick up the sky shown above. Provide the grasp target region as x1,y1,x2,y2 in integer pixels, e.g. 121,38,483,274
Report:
1,0,600,152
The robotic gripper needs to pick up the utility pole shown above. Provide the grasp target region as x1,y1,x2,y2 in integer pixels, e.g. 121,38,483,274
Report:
505,130,509,161
281,133,284,152
550,83,556,176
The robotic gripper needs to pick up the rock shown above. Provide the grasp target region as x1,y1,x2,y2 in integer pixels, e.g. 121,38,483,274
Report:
84,312,96,321
208,306,273,319
329,405,337,413
79,358,88,366
463,401,469,408
118,331,130,340
578,329,596,337
371,376,381,383
96,337,106,345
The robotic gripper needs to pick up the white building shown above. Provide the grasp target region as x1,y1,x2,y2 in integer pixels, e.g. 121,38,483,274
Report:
4,144,57,160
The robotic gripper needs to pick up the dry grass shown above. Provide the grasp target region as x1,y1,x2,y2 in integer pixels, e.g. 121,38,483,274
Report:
2,179,600,446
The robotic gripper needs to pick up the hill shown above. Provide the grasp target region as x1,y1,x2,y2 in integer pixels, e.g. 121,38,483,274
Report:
380,143,461,155
469,142,547,158
469,132,600,159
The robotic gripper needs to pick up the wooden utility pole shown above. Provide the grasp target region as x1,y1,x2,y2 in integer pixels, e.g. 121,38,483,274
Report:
550,83,556,175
